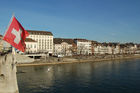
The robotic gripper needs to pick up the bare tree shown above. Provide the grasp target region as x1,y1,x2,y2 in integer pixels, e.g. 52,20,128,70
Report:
69,46,77,55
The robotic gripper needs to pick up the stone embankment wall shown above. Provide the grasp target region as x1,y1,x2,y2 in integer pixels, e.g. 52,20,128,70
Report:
0,53,19,93
15,53,34,63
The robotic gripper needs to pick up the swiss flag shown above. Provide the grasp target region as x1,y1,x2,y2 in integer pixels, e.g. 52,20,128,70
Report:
3,16,29,52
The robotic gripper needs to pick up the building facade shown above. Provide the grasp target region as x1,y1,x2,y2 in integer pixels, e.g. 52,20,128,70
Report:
74,39,92,55
93,43,120,55
54,38,74,56
136,44,140,54
27,30,53,54
25,38,37,53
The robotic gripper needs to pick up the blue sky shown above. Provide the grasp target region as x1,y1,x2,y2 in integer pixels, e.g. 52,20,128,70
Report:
0,0,140,43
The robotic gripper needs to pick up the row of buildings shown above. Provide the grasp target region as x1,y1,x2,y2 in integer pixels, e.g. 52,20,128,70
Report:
0,30,140,56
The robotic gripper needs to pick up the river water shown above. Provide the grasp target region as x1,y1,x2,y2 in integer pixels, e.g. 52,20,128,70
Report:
17,59,140,93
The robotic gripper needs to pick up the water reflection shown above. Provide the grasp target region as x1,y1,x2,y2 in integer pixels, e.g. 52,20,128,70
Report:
17,59,140,93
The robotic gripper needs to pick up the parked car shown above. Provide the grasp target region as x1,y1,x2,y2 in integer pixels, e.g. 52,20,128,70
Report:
57,54,64,58
53,54,64,58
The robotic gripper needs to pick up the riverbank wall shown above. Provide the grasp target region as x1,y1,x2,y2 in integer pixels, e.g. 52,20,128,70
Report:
17,54,140,67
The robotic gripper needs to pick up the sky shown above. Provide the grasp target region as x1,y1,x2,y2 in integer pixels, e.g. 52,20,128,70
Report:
0,0,140,43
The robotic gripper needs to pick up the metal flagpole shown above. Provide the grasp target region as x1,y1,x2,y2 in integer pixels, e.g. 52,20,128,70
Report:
11,13,16,55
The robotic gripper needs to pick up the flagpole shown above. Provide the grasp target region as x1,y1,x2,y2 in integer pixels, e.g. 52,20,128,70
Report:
10,14,16,68
11,14,18,91
11,14,16,55
12,47,16,55
11,14,19,93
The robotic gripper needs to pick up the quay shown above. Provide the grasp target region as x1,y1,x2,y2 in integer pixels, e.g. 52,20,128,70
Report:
17,54,140,67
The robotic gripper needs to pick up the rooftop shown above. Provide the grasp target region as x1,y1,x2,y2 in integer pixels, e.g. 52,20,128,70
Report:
102,42,119,47
74,38,90,42
25,38,37,42
54,38,74,44
27,30,53,36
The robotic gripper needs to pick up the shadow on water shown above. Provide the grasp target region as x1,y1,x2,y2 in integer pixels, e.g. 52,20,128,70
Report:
17,59,140,93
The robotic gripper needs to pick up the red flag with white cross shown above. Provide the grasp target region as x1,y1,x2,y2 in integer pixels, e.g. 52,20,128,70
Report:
3,16,29,52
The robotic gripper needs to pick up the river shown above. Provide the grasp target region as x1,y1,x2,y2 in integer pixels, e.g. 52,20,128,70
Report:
17,59,140,93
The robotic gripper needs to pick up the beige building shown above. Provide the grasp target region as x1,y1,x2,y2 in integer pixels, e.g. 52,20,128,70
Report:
54,38,74,56
25,38,37,53
94,43,108,54
27,30,53,54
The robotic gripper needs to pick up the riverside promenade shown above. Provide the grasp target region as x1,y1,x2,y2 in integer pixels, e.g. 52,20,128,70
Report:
17,54,140,67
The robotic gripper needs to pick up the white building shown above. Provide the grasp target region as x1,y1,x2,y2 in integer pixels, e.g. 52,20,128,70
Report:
27,30,53,54
94,45,108,54
54,38,74,56
114,45,120,54
136,44,140,54
106,43,120,54
25,38,37,53
93,43,120,55
93,43,107,54
129,44,137,54
74,39,92,55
